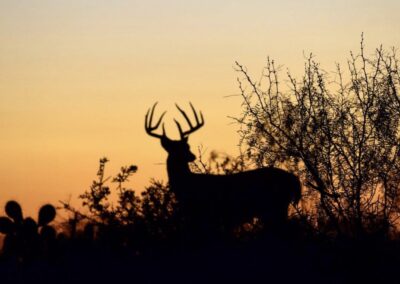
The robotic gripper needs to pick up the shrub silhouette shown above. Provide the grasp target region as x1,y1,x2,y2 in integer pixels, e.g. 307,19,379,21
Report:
234,35,400,239
60,158,178,255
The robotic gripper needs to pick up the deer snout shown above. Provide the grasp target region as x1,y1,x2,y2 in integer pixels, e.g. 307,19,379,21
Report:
187,151,196,162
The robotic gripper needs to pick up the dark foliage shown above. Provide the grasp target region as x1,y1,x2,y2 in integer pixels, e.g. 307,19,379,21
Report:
234,36,400,239
58,158,178,254
1,157,400,283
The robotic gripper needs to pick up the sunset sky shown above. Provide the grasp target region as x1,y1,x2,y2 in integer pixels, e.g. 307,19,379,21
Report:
1,0,400,216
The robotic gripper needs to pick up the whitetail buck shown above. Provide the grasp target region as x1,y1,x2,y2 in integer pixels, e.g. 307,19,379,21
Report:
145,103,301,236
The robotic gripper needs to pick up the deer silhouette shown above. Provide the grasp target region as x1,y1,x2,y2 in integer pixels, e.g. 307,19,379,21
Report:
145,103,301,237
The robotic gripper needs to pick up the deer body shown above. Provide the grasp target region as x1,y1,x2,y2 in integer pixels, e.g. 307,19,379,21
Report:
168,155,301,230
146,103,301,234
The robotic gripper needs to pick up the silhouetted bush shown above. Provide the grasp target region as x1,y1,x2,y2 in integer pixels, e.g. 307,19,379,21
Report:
59,158,179,255
234,35,400,239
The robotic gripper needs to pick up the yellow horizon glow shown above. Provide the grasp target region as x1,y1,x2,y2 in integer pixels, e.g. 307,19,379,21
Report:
1,0,400,217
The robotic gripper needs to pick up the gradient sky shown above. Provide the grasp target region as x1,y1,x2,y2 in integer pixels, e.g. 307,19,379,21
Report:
1,0,400,216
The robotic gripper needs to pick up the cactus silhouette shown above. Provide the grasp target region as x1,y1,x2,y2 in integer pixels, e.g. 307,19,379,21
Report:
5,200,23,224
0,200,57,261
38,204,56,226
0,216,14,234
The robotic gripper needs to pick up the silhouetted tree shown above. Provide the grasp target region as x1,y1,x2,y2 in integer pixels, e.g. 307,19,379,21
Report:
234,35,400,238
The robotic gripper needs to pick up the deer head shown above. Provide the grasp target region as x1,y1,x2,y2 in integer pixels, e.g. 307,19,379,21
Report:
145,102,204,163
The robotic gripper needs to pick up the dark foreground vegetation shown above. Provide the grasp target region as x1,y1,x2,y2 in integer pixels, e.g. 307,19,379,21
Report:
1,37,399,283
2,192,400,284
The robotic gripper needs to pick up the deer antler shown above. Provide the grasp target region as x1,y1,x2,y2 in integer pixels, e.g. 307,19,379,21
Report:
145,103,166,139
174,102,204,140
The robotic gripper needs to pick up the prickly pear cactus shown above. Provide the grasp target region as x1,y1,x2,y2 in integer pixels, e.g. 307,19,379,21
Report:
0,200,57,262
0,216,14,234
38,204,56,226
5,200,23,224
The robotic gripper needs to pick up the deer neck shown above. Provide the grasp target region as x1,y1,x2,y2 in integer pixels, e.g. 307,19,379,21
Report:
166,155,192,187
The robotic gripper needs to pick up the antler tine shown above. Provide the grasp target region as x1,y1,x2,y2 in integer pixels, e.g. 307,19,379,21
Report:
189,102,204,126
174,119,184,139
175,102,204,139
175,103,193,129
145,103,166,139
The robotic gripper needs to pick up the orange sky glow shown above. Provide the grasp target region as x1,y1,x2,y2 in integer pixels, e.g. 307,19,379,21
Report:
1,0,400,217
